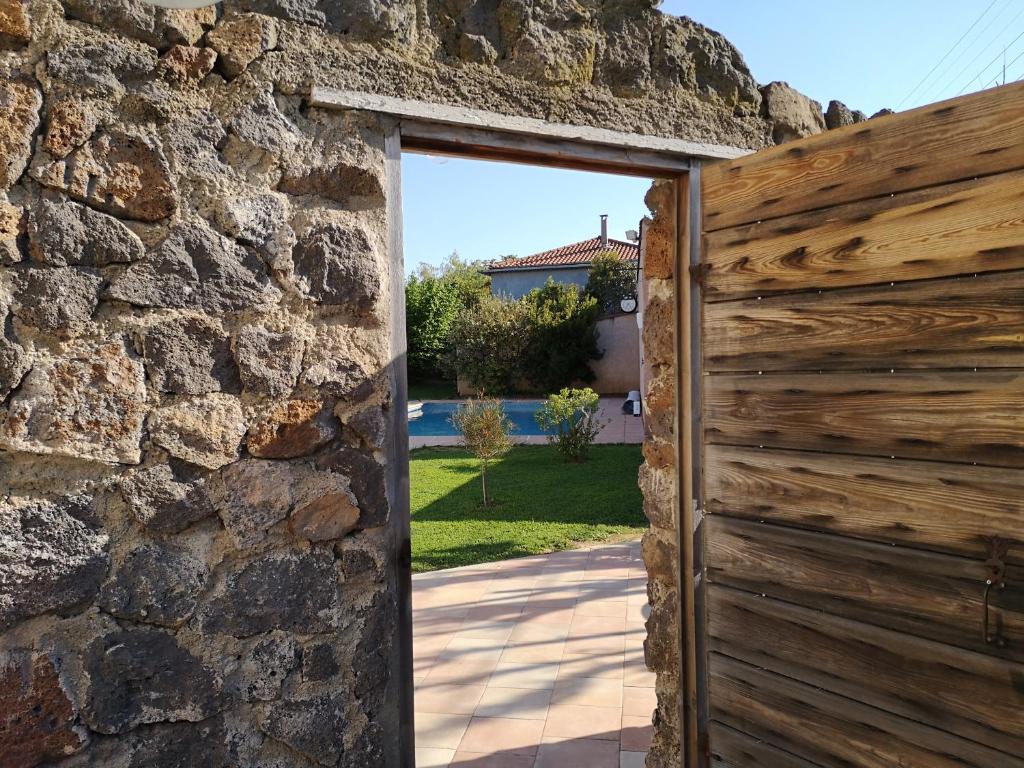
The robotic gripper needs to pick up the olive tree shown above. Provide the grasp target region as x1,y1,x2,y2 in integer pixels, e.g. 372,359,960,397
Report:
451,397,514,506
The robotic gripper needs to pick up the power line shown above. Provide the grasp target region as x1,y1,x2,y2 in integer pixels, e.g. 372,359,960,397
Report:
955,26,1024,96
897,0,1001,108
915,0,1017,104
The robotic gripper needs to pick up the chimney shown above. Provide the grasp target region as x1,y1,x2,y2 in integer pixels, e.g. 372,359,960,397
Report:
600,214,608,249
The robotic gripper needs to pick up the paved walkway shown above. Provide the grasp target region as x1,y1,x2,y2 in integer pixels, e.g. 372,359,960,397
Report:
412,540,653,768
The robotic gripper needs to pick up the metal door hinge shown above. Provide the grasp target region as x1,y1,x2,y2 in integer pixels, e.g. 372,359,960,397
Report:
688,262,711,287
982,536,1010,648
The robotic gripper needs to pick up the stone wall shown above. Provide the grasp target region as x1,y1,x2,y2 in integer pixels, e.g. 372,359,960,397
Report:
0,0,857,765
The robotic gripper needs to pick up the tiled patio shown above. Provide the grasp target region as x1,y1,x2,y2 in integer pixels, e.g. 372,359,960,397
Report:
412,540,654,768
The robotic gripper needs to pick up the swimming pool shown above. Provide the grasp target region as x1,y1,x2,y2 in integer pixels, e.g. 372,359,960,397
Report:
408,400,548,437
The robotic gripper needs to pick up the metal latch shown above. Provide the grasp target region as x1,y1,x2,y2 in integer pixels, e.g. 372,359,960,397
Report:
982,536,1009,648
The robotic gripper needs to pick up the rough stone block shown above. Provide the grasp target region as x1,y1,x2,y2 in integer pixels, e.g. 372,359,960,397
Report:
0,654,85,765
9,266,103,334
105,220,280,311
261,693,347,766
291,224,381,316
0,340,147,464
228,635,299,702
279,161,384,209
825,99,859,130
641,294,674,367
207,13,277,78
160,44,217,83
0,77,41,191
142,315,239,395
0,308,28,400
63,0,214,49
0,495,108,630
148,393,246,470
215,459,358,548
120,460,216,532
228,91,299,154
215,193,288,248
45,39,157,93
317,445,388,529
0,198,23,264
760,80,826,144
31,130,177,222
82,628,221,734
234,324,303,397
301,642,339,682
42,98,99,158
246,399,337,459
0,0,29,45
28,197,145,267
201,550,341,637
638,462,674,530
98,541,209,627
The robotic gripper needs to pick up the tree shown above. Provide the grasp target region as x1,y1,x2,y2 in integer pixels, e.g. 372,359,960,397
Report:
535,387,606,463
451,397,513,506
416,251,492,308
523,281,602,394
586,252,637,315
449,295,532,394
405,275,462,380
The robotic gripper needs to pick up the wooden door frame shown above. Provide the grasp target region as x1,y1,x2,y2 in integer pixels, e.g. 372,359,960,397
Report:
315,88,735,768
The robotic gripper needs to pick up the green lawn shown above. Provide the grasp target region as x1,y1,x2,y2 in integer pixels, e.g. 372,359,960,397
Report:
410,444,645,572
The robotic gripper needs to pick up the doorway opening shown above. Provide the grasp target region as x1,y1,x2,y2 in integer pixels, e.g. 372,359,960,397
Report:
400,151,659,768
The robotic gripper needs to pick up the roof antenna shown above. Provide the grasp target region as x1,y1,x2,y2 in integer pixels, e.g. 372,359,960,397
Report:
600,214,608,249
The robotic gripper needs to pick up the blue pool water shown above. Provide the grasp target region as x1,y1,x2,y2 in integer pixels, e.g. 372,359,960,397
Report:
408,400,549,437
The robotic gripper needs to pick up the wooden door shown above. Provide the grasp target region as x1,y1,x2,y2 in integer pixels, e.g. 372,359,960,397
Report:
695,82,1024,767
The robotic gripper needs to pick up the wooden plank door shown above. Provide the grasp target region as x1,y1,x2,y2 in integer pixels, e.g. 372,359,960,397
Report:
696,82,1024,767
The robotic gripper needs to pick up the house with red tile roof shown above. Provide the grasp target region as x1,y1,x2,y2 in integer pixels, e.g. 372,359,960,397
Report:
474,216,642,395
484,216,639,299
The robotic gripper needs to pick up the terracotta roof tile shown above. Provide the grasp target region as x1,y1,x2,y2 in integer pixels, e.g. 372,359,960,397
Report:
485,237,638,272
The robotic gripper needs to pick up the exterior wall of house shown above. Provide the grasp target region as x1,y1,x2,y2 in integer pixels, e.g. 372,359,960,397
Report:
0,0,839,765
489,266,591,298
591,314,641,394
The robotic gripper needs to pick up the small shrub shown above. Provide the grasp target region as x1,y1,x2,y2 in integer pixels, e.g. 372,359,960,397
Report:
535,387,606,463
523,281,602,394
451,396,514,506
405,275,462,380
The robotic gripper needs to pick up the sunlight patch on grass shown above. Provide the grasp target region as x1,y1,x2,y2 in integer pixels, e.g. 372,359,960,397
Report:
410,444,645,572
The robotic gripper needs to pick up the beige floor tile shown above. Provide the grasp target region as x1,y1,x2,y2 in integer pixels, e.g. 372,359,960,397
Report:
488,661,560,690
574,599,629,618
622,686,657,718
458,717,545,756
517,607,575,626
543,704,622,740
424,658,497,686
454,621,517,643
449,752,535,767
620,715,653,752
557,652,625,681
466,602,527,622
416,683,487,715
620,750,648,768
534,737,620,768
622,661,656,689
415,747,455,768
562,631,626,656
551,677,624,708
416,712,472,750
499,639,565,664
475,686,552,720
569,615,626,636
440,637,506,664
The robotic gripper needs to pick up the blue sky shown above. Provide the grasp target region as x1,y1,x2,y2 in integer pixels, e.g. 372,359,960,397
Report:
403,1,1022,273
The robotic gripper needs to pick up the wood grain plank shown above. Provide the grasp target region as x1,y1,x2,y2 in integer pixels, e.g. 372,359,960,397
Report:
709,722,821,768
707,586,1024,753
702,81,1024,231
705,516,1024,662
704,371,1024,467
702,168,1024,299
704,270,1024,371
709,655,1016,768
703,445,1024,562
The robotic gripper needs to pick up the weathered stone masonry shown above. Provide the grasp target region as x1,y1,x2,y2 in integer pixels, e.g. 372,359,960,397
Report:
0,1,856,766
